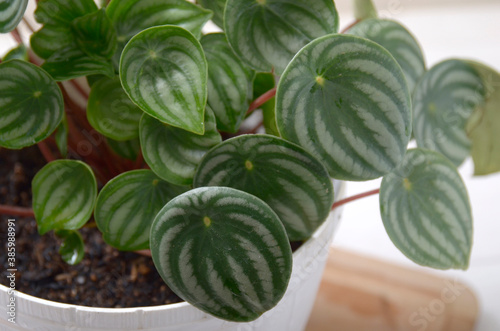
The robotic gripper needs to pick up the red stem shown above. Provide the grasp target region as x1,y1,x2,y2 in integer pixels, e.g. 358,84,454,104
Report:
37,141,57,162
331,188,380,210
341,20,360,34
246,88,276,116
0,205,34,217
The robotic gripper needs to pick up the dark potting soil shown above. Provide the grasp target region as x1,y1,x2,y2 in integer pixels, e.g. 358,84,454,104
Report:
0,146,182,308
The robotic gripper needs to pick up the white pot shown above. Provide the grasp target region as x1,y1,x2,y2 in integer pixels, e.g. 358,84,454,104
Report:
0,183,344,331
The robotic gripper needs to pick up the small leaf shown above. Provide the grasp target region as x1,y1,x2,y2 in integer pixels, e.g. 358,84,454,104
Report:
347,18,425,91
253,73,278,136
107,0,212,64
201,33,255,133
276,34,412,181
224,0,339,73
41,46,114,81
194,134,334,240
140,106,221,186
466,62,500,175
0,0,28,33
3,44,28,62
95,170,189,251
30,0,98,59
150,186,293,322
106,137,140,160
87,76,142,141
197,0,226,28
32,160,98,235
119,25,208,134
380,148,473,270
56,230,85,265
0,60,64,149
55,115,68,158
353,0,377,21
412,59,485,166
71,8,117,58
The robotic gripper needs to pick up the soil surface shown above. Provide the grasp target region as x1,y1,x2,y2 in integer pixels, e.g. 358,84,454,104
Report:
0,146,182,308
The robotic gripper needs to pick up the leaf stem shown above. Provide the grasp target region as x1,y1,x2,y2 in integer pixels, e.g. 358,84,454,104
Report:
0,205,34,217
37,141,57,162
340,20,360,34
331,188,380,210
246,87,276,116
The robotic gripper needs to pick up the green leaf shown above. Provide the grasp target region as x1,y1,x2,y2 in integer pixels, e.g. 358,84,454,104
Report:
30,0,98,59
276,34,412,181
106,137,140,160
119,25,208,135
380,148,473,270
71,8,117,59
87,76,142,141
150,186,292,322
32,160,98,235
0,60,64,149
41,46,114,81
224,0,339,73
95,170,188,251
253,72,278,136
56,230,85,265
466,62,500,175
201,33,255,133
140,107,221,186
353,0,377,21
347,19,425,91
194,134,334,240
107,0,212,64
412,59,485,167
0,0,28,33
55,115,68,158
3,44,28,62
197,0,226,28
86,74,105,87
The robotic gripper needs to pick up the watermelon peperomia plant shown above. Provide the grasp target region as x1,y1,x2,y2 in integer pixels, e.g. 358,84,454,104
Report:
1,0,499,322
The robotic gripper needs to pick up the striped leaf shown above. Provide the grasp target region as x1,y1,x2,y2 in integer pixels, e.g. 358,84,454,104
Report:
32,160,98,235
224,0,339,73
201,33,255,133
140,107,221,186
150,186,293,321
347,19,425,91
380,148,473,270
197,0,226,28
106,137,140,160
0,60,63,149
119,26,208,135
30,0,98,59
95,170,188,251
276,34,412,181
466,62,500,175
413,59,485,167
354,0,377,20
87,76,143,141
3,44,28,62
0,0,28,33
56,230,85,265
107,0,212,65
193,134,334,240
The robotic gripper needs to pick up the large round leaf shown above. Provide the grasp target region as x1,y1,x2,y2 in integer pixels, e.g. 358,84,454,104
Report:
140,107,221,186
0,0,28,33
87,76,143,141
95,170,188,251
32,160,98,235
276,34,412,181
413,59,485,167
0,60,63,149
194,134,334,240
198,0,226,28
119,25,208,135
380,148,473,270
224,0,339,73
347,18,425,91
150,186,292,322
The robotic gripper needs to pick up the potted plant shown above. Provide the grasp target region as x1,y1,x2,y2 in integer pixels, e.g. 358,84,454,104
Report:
1,0,499,330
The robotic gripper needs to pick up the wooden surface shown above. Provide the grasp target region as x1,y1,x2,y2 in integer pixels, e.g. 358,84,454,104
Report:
306,249,478,331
